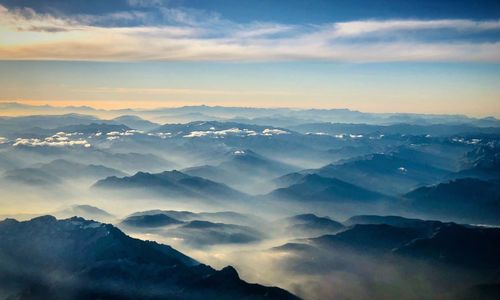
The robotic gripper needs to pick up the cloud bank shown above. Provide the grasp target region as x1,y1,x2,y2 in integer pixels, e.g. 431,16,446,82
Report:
0,4,499,62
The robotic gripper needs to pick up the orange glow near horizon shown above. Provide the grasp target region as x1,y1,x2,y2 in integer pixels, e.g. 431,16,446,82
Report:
1,98,498,118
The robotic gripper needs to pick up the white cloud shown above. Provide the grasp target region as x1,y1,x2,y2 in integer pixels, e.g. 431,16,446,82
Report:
11,132,91,147
330,19,500,37
13,137,90,147
262,128,290,136
1,5,499,62
183,128,258,138
182,128,291,138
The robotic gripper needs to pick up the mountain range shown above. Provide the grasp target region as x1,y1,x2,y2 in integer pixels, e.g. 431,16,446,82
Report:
0,216,298,300
94,170,247,202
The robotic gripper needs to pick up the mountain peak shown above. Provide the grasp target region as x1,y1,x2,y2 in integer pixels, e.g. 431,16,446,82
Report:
30,215,57,224
219,265,240,279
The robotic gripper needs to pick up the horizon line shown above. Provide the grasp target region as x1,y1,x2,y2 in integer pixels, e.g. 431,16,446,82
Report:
1,100,497,120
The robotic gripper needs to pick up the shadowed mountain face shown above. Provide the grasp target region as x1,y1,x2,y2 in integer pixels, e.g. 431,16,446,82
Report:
3,168,62,186
284,214,344,237
405,178,500,225
309,223,427,253
3,159,126,186
344,215,443,233
452,144,500,180
167,220,264,247
121,214,184,228
276,219,500,273
272,216,500,300
268,174,386,203
316,153,449,195
183,149,299,194
0,146,174,174
0,216,299,300
119,211,266,248
93,170,247,201
128,210,262,227
395,223,500,269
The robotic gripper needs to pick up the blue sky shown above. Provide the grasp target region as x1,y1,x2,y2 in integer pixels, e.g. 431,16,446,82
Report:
0,0,499,116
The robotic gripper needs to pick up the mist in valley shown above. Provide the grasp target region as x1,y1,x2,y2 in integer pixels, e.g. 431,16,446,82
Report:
0,104,499,299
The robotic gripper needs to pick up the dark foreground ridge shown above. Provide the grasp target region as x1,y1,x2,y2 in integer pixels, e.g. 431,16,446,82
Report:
0,216,299,300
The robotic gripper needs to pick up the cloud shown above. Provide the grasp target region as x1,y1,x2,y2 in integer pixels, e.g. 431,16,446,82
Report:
12,132,91,147
182,128,290,138
330,19,500,37
0,5,499,62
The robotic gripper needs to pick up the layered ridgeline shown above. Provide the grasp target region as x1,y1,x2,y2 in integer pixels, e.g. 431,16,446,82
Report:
119,211,265,248
2,103,499,127
0,216,298,300
404,178,500,225
272,215,500,300
2,159,126,186
93,170,247,201
183,149,299,194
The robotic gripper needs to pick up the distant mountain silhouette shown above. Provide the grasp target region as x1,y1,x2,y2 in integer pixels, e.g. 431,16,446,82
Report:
405,178,500,225
184,149,298,194
1,145,174,174
284,214,344,237
3,159,126,185
312,224,425,253
451,145,500,180
0,114,104,136
3,167,62,185
94,170,247,201
128,210,262,227
277,215,500,274
272,216,500,300
0,216,299,300
54,204,114,222
290,122,500,136
275,216,500,271
121,214,184,228
167,220,264,247
344,215,444,229
268,174,385,203
112,115,159,131
316,153,449,195
120,211,265,247
395,223,500,270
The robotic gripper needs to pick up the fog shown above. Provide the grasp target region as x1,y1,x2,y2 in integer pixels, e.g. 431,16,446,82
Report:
0,109,499,299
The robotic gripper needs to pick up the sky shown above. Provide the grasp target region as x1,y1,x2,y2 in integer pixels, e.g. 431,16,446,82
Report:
0,0,499,116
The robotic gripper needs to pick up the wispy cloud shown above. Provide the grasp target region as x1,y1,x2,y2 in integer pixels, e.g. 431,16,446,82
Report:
330,19,500,37
1,5,499,62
